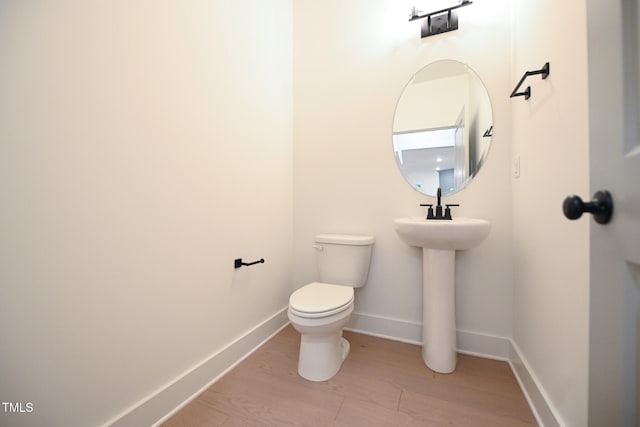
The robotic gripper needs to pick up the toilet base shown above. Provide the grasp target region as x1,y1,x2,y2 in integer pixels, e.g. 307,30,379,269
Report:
288,304,353,382
340,337,350,361
298,333,350,382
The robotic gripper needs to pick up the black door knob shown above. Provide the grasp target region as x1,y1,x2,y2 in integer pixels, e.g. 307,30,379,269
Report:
562,190,613,224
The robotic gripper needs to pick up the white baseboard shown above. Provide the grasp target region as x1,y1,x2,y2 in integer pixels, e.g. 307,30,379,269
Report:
508,341,563,427
105,307,290,427
345,312,422,345
346,311,510,360
457,329,510,361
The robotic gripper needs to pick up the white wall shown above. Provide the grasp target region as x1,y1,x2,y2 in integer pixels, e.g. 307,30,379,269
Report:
293,0,514,343
511,1,590,426
0,2,293,426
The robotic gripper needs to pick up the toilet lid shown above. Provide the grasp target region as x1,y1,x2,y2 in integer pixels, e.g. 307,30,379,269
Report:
289,282,354,316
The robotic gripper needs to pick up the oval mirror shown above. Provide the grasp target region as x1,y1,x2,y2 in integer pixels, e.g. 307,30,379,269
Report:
392,60,493,197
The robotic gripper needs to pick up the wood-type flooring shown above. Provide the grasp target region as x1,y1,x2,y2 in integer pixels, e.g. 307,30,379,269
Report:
163,325,537,426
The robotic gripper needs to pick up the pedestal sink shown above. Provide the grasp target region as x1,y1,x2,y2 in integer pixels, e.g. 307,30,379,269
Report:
394,216,490,373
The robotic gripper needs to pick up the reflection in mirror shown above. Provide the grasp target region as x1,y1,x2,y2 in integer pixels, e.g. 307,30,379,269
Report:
393,60,493,196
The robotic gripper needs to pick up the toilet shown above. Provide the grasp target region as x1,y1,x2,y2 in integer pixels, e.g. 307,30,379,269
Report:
288,233,374,382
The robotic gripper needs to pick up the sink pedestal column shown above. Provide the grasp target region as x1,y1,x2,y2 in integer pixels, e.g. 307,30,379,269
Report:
422,248,457,373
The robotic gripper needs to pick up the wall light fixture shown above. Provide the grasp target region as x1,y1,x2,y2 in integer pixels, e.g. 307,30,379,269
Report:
409,0,473,39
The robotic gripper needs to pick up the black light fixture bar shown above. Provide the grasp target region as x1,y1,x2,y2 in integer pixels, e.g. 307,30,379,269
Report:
409,0,473,38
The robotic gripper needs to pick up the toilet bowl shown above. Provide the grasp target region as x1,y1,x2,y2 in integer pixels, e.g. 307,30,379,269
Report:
288,234,374,382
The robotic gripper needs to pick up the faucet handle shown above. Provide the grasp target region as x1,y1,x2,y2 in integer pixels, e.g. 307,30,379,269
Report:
444,204,460,220
420,204,435,219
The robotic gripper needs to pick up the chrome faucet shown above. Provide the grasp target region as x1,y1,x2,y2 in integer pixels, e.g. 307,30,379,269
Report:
420,187,459,220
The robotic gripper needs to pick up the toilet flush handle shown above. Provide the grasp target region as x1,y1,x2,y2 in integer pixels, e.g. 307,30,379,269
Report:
312,244,324,251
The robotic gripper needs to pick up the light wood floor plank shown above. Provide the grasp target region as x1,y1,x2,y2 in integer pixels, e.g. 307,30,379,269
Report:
334,397,415,426
162,325,537,426
162,401,229,427
399,388,537,426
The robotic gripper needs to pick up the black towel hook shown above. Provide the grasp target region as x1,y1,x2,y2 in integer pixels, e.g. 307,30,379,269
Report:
510,62,550,100
234,258,265,269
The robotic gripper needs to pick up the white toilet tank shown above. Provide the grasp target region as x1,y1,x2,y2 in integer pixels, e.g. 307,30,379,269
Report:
314,234,375,288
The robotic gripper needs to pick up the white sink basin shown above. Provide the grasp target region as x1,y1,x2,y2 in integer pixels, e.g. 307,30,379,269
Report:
393,217,491,250
393,215,490,374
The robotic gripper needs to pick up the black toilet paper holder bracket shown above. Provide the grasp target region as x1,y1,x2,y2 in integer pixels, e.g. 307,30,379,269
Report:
234,258,265,269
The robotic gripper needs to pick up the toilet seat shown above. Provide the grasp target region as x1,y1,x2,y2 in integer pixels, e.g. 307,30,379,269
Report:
289,282,354,319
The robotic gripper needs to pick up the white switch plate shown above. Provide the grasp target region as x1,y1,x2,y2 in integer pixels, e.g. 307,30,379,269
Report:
514,155,521,178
